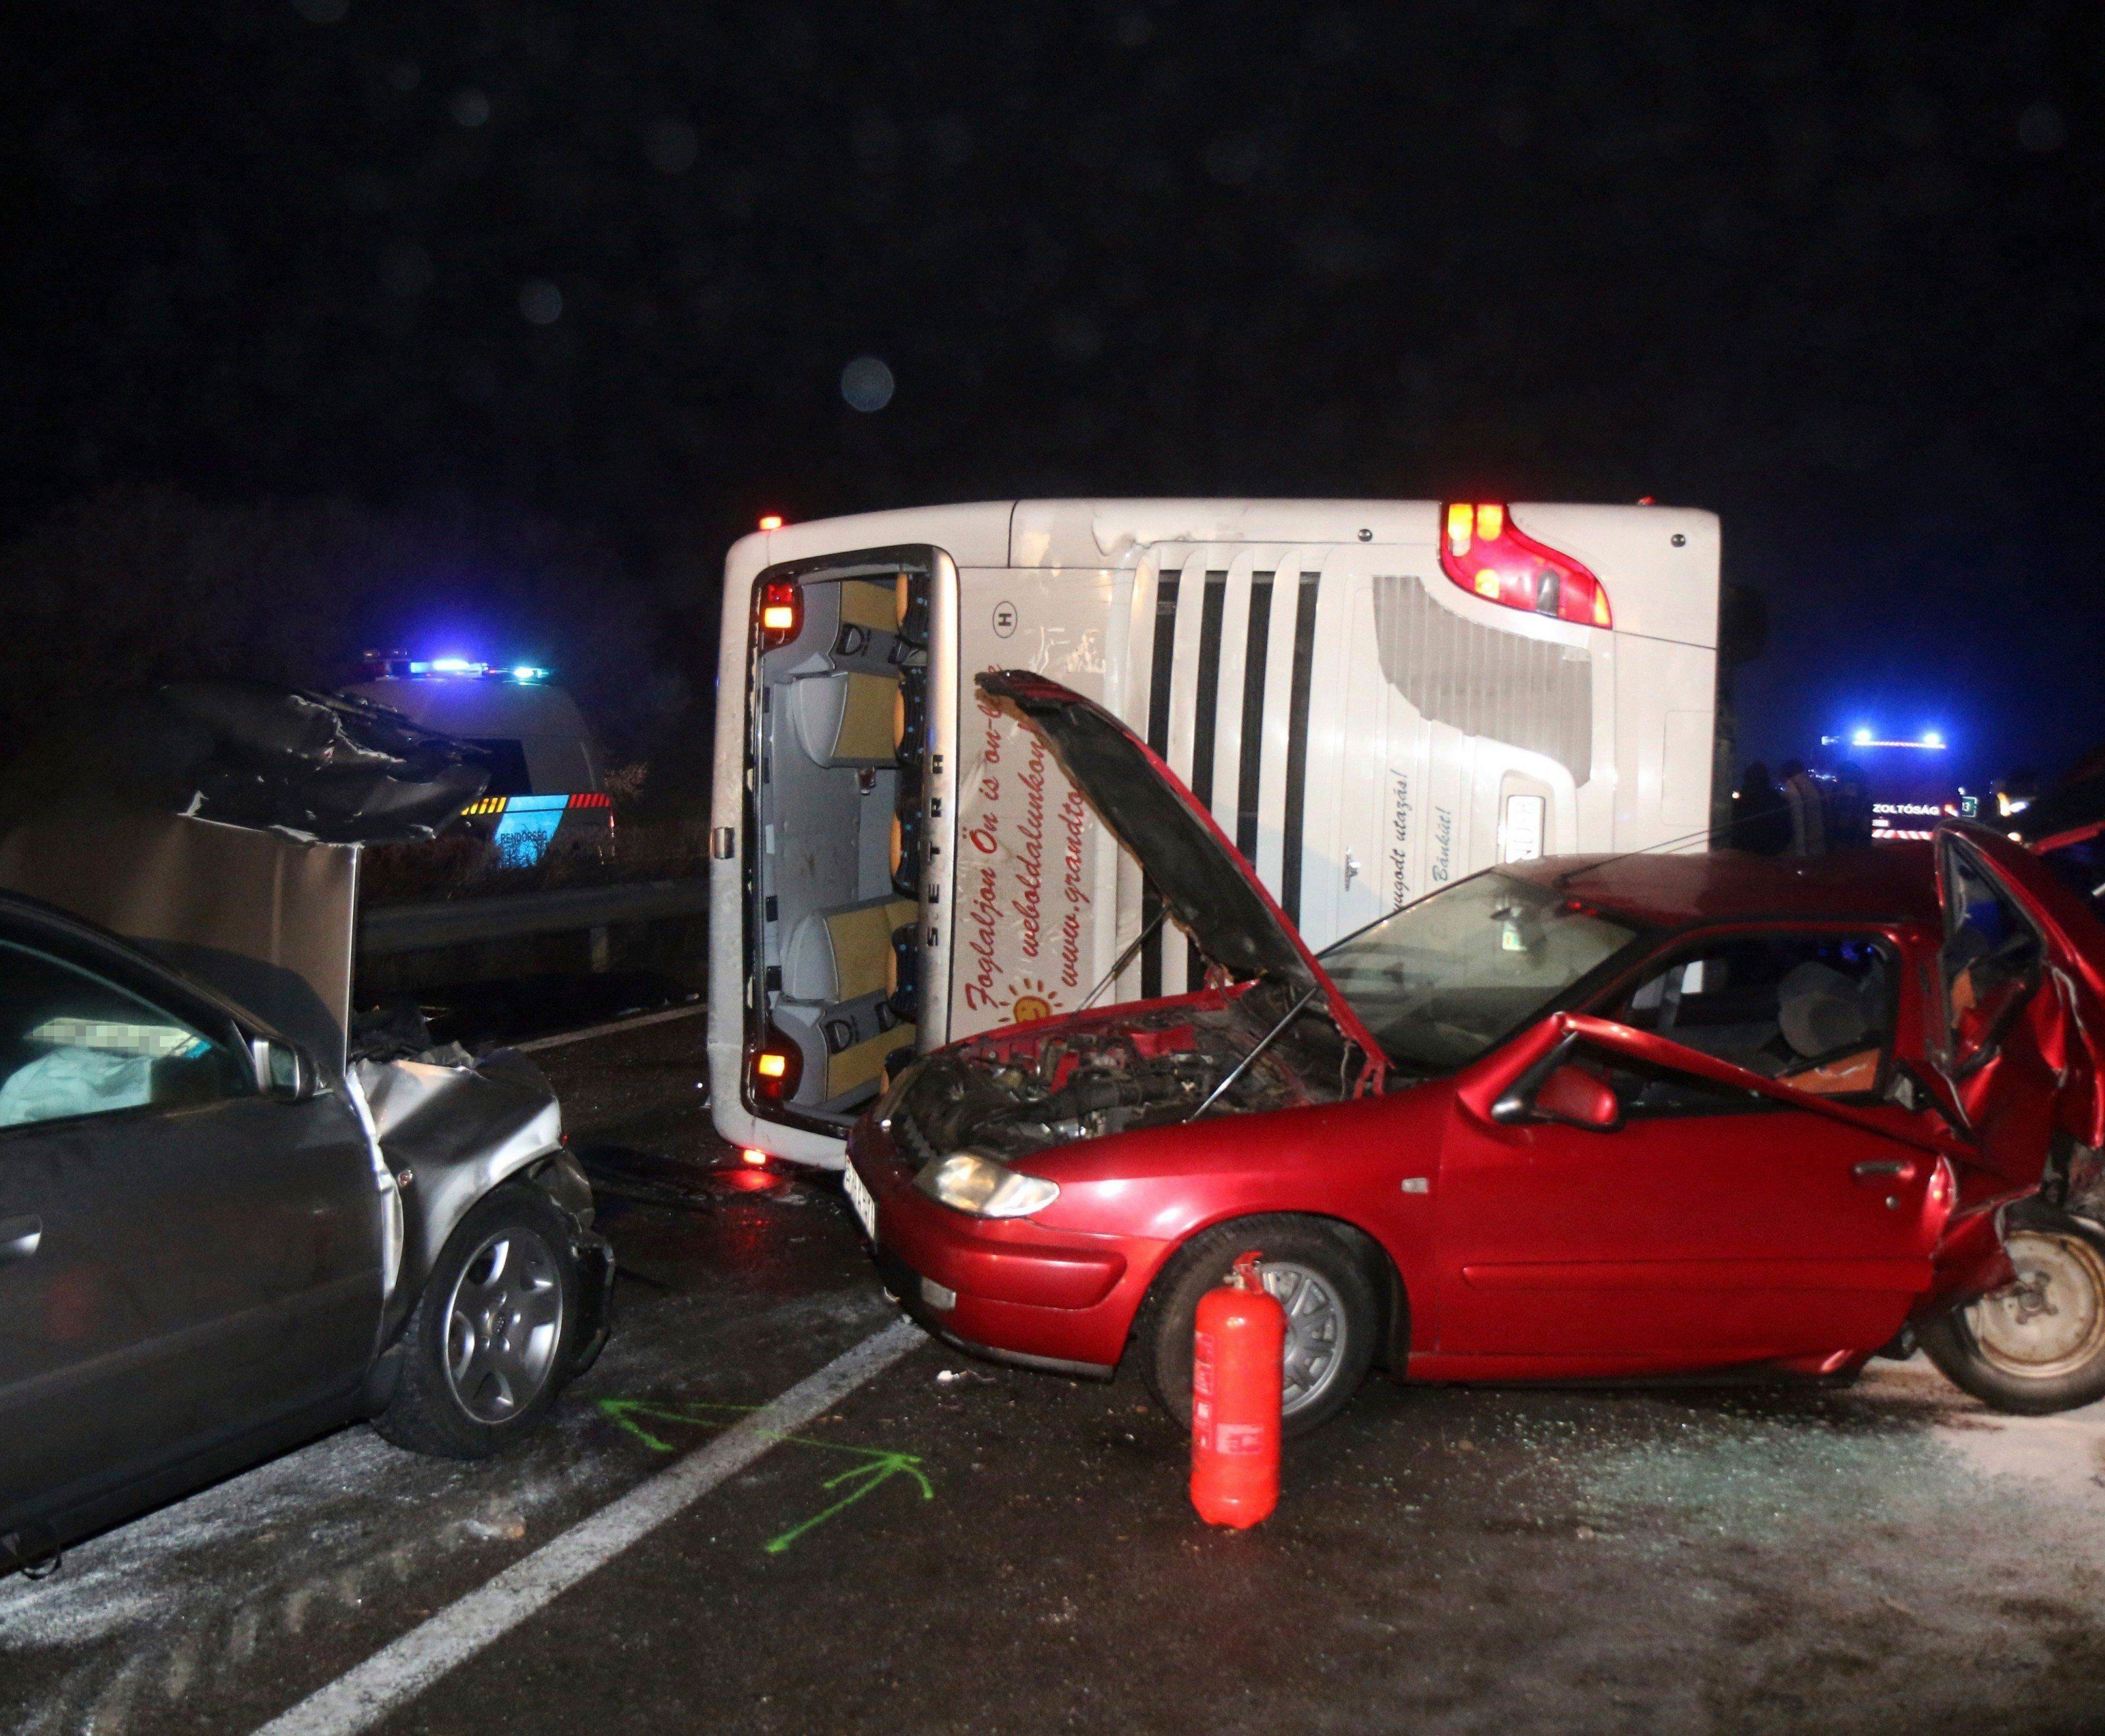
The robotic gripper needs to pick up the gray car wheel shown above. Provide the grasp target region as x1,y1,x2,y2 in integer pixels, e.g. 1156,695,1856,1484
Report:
443,1223,567,1424
374,1183,582,1458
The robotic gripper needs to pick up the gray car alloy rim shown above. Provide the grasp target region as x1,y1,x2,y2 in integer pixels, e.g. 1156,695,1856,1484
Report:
1260,1261,1347,1416
445,1226,565,1425
1967,1229,2105,1383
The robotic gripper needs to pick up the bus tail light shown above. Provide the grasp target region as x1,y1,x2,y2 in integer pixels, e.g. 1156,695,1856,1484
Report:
759,580,803,646
753,1031,802,1101
1440,503,1610,629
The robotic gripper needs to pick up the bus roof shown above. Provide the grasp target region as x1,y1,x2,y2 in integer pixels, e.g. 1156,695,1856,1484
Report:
1506,844,1942,932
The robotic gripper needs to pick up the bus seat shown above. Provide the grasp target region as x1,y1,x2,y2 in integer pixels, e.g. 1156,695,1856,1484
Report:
839,580,898,633
827,1022,916,1100
781,897,911,1005
792,671,900,767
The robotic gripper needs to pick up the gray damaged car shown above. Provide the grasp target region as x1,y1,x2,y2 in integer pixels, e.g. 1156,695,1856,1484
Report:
0,682,612,1575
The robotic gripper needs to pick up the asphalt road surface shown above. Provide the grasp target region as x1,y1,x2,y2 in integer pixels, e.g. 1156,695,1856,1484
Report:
8,1016,2105,1735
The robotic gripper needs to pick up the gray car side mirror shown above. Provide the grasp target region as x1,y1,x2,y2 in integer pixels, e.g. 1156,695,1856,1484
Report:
252,1037,317,1102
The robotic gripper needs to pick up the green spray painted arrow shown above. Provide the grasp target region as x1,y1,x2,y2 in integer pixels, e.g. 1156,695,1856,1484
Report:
595,1397,933,1555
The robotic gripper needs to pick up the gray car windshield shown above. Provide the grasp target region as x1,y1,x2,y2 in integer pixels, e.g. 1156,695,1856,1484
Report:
1318,871,1642,1071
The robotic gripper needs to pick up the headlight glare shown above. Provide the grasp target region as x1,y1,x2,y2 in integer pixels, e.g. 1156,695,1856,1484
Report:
913,1151,1060,1219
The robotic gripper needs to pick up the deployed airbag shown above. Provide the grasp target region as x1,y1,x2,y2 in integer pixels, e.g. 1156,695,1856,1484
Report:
0,1048,151,1127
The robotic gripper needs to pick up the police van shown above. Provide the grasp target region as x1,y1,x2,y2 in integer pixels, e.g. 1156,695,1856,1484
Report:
343,658,614,865
710,499,1720,1168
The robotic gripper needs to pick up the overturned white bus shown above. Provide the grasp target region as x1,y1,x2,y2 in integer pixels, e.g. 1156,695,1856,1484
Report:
708,499,1720,1167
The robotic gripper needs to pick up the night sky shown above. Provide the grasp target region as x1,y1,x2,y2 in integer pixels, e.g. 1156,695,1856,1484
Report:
7,2,2102,789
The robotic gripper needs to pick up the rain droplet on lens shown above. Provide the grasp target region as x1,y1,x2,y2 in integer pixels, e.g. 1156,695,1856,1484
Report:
841,355,895,412
450,87,491,128
519,280,562,325
2018,101,2066,153
645,117,699,174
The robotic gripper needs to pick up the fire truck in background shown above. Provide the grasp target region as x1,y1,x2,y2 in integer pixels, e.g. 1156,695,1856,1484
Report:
1818,730,1974,842
709,497,1723,1168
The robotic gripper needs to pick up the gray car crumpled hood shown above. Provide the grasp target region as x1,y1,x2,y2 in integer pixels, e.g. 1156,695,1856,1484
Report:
353,1047,568,1289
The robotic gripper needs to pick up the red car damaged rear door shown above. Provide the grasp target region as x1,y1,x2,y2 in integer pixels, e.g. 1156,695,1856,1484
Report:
1434,1012,1955,1372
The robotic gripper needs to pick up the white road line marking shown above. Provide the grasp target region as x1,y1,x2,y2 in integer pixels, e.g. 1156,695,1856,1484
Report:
513,1002,705,1054
251,1317,924,1736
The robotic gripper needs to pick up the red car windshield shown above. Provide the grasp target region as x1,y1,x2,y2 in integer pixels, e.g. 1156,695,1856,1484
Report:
1319,870,1643,1072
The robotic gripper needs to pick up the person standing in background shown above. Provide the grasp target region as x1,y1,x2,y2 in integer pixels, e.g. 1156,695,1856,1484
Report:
1779,758,1827,856
1733,762,1791,854
1830,761,1875,848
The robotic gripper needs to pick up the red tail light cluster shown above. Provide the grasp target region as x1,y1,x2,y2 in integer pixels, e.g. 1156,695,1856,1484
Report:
759,579,803,647
1440,503,1610,629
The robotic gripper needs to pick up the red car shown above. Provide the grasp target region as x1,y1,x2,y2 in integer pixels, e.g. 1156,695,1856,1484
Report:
847,673,2105,1434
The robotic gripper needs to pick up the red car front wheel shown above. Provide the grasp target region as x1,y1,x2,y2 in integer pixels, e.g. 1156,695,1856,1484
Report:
1922,1205,2105,1416
1132,1216,1382,1439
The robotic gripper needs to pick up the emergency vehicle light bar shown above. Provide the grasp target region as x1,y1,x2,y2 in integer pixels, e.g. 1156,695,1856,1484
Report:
359,653,550,682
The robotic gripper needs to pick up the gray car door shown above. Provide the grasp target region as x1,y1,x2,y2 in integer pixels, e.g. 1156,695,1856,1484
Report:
0,925,383,1531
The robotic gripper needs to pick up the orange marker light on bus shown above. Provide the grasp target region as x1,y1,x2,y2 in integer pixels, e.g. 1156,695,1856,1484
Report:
758,514,784,531
752,1031,803,1099
741,1147,769,1167
1445,501,1474,557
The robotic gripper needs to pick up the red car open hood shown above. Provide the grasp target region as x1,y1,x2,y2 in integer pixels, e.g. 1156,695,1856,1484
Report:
976,670,1383,1066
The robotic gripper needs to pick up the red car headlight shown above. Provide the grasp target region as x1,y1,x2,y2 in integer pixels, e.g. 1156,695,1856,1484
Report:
912,1151,1060,1219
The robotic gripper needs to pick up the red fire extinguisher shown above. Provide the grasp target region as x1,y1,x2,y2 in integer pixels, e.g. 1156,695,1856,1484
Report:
1190,1250,1284,1529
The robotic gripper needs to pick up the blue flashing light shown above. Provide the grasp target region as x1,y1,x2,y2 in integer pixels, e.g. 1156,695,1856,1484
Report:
511,666,547,682
1921,730,1944,749
1852,727,1873,747
430,657,478,674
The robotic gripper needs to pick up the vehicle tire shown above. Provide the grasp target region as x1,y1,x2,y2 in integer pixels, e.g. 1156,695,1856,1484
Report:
1132,1215,1381,1439
373,1183,582,1458
1920,1204,2105,1416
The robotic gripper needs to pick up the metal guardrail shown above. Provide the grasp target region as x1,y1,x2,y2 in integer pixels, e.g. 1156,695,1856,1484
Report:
358,877,710,956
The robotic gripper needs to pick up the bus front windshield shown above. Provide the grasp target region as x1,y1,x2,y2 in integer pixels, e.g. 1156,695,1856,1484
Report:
1318,871,1643,1072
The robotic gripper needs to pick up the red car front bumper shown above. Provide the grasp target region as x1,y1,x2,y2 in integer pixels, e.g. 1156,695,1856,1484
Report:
848,1128,1168,1376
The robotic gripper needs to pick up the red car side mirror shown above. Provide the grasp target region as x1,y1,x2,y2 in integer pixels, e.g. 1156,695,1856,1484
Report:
1533,1063,1622,1130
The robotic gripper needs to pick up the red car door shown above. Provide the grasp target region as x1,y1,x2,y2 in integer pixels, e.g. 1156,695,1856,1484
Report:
1436,1013,1951,1370
1914,825,2105,1311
